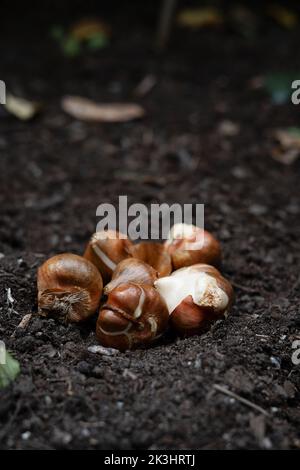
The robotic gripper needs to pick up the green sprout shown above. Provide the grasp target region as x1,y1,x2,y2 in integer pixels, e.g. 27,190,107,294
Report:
0,350,20,389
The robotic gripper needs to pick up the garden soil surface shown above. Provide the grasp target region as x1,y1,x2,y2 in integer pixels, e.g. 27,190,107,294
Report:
0,8,300,450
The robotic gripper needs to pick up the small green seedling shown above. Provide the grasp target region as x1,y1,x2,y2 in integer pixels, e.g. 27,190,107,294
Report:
0,346,20,389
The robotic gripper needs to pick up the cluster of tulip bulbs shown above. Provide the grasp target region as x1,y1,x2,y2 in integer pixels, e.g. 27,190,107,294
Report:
37,224,234,351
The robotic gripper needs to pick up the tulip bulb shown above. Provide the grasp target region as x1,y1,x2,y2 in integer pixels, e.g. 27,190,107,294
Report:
164,223,221,270
84,230,133,283
104,258,158,294
38,253,103,323
97,283,169,351
154,264,233,336
127,242,172,277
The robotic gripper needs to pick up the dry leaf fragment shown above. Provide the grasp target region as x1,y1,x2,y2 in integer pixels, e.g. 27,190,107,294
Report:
274,128,300,149
218,120,240,137
61,96,145,122
267,5,298,29
177,7,223,29
17,314,33,330
271,128,300,164
70,18,110,41
134,74,157,97
5,94,40,121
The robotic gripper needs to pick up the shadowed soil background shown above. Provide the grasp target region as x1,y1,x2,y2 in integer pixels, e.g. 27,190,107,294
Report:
0,1,300,450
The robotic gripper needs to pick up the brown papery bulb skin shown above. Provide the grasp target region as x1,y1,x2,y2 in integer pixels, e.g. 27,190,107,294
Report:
128,242,172,278
155,263,234,337
83,230,133,283
38,253,103,323
164,223,222,270
96,283,169,351
170,296,221,336
104,258,158,295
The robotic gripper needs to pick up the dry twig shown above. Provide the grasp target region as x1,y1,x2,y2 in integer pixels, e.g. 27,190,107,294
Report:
214,384,270,416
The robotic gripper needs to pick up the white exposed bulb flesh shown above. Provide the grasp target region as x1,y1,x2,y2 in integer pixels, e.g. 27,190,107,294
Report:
154,265,229,315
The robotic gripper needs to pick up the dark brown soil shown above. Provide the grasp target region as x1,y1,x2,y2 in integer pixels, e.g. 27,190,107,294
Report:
0,4,300,450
